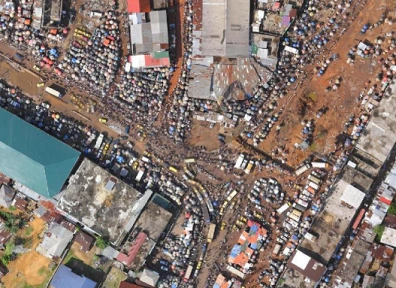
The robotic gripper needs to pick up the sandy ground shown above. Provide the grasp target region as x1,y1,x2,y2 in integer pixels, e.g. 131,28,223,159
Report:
252,0,395,169
101,267,127,288
67,242,97,265
2,218,52,288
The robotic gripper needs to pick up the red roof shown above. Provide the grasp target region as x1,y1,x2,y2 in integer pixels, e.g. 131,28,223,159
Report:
127,0,150,13
352,209,366,230
119,281,143,288
144,55,170,68
116,232,147,267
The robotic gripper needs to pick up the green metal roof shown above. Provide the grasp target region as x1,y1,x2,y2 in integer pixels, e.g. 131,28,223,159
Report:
0,108,80,198
153,51,169,59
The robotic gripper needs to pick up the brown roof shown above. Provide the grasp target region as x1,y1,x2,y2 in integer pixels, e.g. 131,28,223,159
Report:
371,244,394,261
14,197,27,211
287,250,326,283
119,281,143,288
74,231,94,252
60,219,77,233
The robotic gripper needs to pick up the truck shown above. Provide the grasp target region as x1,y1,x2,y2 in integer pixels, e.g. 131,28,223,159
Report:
207,223,216,243
45,86,63,98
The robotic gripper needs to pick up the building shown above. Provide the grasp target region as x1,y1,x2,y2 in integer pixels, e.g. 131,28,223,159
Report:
128,10,170,68
74,231,94,252
36,222,73,260
356,80,396,164
228,220,267,275
127,0,150,13
139,269,160,287
119,282,143,288
0,184,15,208
385,261,396,288
57,159,152,246
381,227,396,247
201,0,250,57
50,264,97,288
284,249,326,287
32,0,43,29
131,195,173,242
300,179,365,264
0,108,80,200
116,231,150,268
333,239,371,288
50,0,62,23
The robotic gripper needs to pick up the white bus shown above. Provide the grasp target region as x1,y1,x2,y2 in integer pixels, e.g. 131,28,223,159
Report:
45,86,62,98
234,154,245,169
94,134,104,149
135,170,145,182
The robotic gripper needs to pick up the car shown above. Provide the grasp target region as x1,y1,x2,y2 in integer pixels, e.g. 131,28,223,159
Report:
99,117,107,124
33,65,41,71
209,122,215,129
220,222,227,230
132,161,139,170
37,82,45,87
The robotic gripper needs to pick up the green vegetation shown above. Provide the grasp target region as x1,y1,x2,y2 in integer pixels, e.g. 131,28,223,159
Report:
38,267,46,276
95,236,109,249
25,226,33,236
1,240,14,266
373,224,385,241
9,206,16,211
388,203,396,215
0,210,27,234
63,249,76,265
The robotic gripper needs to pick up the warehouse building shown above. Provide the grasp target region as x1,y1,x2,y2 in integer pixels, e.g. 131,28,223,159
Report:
0,108,80,200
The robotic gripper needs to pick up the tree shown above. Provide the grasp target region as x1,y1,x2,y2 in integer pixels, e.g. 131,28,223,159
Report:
95,236,109,249
373,225,385,240
388,203,396,215
1,240,14,266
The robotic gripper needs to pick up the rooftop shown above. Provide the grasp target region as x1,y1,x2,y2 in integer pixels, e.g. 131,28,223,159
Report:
57,159,152,246
356,80,396,163
0,107,80,198
201,0,250,57
50,264,96,288
287,249,326,283
132,195,173,242
36,222,73,260
381,227,396,247
339,165,373,193
300,179,361,264
127,0,151,13
334,239,371,287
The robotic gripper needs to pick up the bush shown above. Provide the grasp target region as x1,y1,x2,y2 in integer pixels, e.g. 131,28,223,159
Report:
388,203,396,215
373,225,385,240
95,236,109,249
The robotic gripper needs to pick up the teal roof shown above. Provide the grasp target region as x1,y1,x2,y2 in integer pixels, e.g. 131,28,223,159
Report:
0,108,80,198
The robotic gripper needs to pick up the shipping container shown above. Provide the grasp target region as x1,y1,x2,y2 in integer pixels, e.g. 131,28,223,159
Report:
295,163,311,176
45,86,62,98
311,161,329,168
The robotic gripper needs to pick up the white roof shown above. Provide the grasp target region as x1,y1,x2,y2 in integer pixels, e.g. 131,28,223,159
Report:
381,227,396,247
291,250,311,270
385,171,396,190
340,184,365,209
140,269,160,286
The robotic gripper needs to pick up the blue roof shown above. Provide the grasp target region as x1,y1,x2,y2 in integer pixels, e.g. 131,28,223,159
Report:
0,108,80,198
50,265,97,288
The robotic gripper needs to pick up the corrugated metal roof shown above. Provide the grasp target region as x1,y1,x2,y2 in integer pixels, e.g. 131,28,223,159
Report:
50,265,97,288
127,0,151,13
150,10,169,45
0,108,80,198
130,23,153,54
202,0,249,57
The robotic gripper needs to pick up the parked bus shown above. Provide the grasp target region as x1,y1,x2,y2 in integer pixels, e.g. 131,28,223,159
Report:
207,223,216,243
184,158,196,163
226,190,238,202
45,86,63,98
135,170,145,182
295,163,311,176
184,264,194,282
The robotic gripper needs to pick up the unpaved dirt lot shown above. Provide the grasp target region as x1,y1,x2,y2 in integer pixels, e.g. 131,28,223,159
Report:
2,218,53,288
